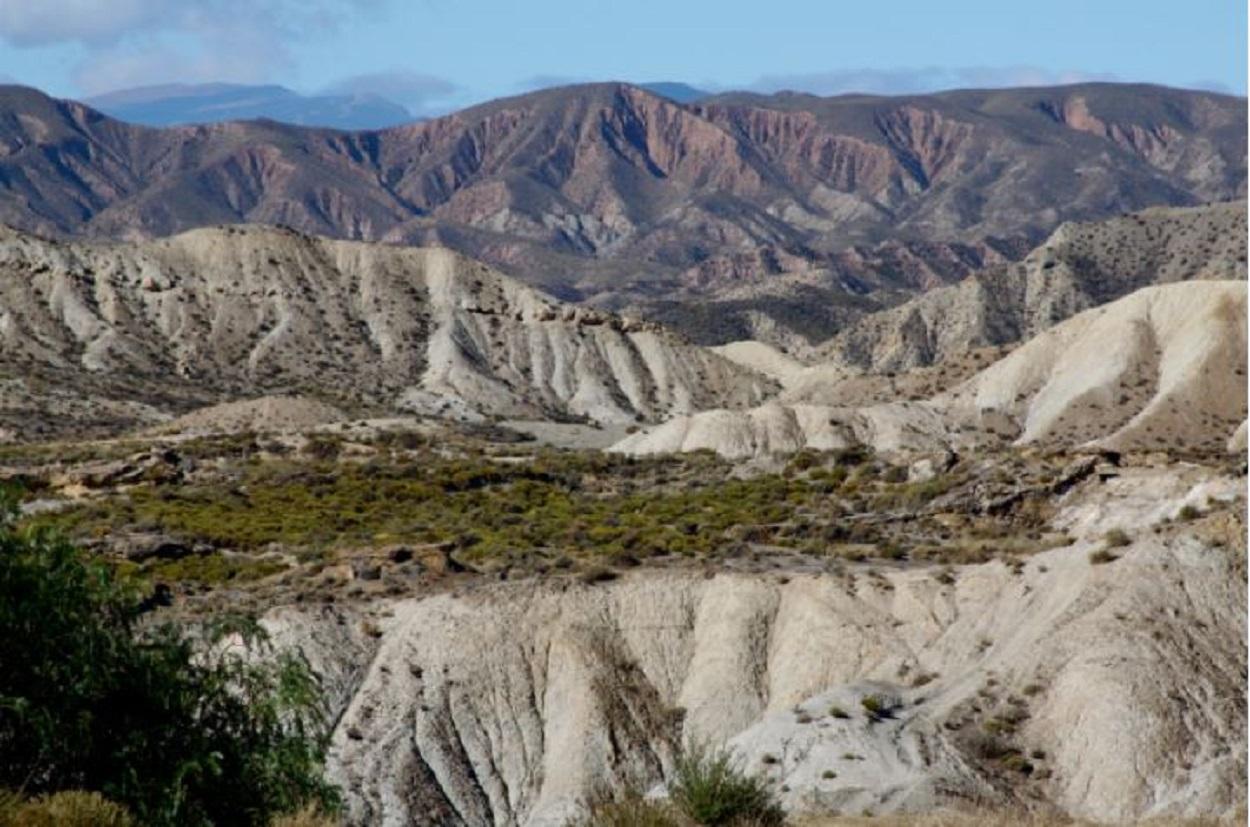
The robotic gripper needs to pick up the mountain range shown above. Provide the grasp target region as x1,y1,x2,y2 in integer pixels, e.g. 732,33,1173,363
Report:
81,81,711,131
0,81,1243,346
84,83,416,130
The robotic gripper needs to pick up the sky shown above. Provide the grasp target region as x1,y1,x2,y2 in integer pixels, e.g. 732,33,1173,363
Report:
0,0,1244,115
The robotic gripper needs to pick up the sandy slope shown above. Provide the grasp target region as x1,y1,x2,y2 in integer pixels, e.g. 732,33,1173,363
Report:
942,281,1247,453
144,395,349,436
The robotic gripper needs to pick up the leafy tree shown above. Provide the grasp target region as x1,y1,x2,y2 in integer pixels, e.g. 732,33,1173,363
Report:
0,492,338,826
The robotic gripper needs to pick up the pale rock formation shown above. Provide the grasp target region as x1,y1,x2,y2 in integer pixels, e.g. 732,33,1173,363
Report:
615,282,1248,459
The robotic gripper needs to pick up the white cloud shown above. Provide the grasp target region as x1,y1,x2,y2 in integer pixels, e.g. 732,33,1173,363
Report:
322,70,459,113
749,66,1119,96
0,0,385,46
0,0,169,46
72,42,279,94
0,0,388,94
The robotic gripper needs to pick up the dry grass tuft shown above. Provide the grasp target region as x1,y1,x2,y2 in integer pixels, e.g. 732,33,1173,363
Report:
0,790,134,827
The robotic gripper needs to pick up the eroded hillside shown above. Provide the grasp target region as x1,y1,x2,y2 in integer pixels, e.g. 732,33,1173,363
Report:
821,202,1248,371
0,225,772,438
616,282,1248,460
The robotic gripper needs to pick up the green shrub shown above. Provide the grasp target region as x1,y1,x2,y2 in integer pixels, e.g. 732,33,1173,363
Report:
301,436,342,462
785,450,820,474
832,446,872,467
860,694,891,719
965,732,1012,762
0,495,338,826
1088,548,1118,565
668,742,783,827
145,553,288,585
1001,754,1034,774
881,465,908,484
579,566,619,585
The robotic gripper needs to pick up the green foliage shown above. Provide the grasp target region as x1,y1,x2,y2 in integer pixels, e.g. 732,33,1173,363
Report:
1001,753,1034,774
300,436,342,462
267,805,339,827
144,554,288,585
32,453,822,564
668,742,783,827
784,450,820,474
0,497,338,826
30,441,1065,579
831,446,872,466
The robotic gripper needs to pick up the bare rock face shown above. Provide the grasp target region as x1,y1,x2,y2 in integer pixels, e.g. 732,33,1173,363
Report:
264,464,1245,825
0,82,1243,347
0,224,774,434
614,281,1248,459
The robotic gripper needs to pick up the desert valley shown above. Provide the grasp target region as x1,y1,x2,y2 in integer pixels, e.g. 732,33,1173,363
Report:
0,40,1245,827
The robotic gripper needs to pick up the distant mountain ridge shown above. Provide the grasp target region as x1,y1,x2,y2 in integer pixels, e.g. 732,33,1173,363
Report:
85,82,414,130
0,81,1243,345
85,80,712,129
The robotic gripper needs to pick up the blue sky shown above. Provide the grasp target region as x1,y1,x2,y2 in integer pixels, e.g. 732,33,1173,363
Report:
0,0,1244,113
